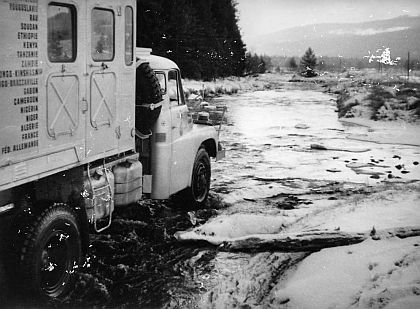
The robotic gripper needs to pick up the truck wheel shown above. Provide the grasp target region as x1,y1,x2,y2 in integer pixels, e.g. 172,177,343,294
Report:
136,62,162,104
136,62,163,134
20,204,81,300
185,148,211,207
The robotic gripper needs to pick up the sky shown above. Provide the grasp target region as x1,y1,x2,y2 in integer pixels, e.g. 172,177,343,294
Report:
235,0,420,42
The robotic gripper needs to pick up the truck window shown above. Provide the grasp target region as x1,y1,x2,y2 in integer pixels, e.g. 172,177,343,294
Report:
155,72,166,94
47,3,76,62
125,6,133,65
92,8,114,61
168,70,184,106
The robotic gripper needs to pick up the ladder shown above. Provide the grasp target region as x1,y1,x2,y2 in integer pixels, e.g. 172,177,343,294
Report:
87,165,113,233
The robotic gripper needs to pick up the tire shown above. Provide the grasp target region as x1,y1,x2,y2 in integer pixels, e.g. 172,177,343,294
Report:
136,62,163,134
184,148,211,208
136,62,162,104
19,204,82,300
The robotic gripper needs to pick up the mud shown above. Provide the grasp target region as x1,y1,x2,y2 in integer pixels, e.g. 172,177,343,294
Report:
66,198,224,308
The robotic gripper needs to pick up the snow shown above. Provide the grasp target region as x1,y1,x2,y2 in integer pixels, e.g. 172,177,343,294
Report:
289,188,420,234
176,186,420,246
343,118,420,147
269,237,420,309
175,213,294,245
180,72,420,308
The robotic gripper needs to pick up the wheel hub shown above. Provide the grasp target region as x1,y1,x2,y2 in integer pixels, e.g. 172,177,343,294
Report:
40,232,70,293
194,162,208,201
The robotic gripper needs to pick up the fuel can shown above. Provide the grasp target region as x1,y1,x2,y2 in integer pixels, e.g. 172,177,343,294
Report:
113,160,143,206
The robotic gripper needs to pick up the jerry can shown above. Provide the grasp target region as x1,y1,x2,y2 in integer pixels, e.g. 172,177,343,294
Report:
83,168,115,229
113,160,143,206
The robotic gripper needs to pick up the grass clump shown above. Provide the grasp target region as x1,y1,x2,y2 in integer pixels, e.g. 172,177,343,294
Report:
336,90,358,118
367,86,394,120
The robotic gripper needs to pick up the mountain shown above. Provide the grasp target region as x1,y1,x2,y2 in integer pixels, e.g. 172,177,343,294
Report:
247,15,420,59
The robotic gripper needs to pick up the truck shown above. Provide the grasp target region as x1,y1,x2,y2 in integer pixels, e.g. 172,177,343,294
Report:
0,0,224,301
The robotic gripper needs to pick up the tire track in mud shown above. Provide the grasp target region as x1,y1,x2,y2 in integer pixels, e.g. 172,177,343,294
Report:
65,198,223,308
198,252,310,308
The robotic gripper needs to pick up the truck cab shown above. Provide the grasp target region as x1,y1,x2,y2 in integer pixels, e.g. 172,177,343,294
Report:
135,48,223,201
0,0,224,301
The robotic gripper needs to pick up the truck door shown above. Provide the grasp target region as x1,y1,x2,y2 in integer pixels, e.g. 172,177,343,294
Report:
45,2,85,157
168,70,193,193
85,1,119,157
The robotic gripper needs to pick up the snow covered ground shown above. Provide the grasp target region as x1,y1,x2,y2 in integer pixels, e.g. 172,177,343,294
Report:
270,236,420,309
179,74,420,308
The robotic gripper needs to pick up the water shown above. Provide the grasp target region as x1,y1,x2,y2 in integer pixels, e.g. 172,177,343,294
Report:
212,89,420,205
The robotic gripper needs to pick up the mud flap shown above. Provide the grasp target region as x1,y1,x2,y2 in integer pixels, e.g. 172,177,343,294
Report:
216,142,226,161
142,175,152,194
216,149,226,161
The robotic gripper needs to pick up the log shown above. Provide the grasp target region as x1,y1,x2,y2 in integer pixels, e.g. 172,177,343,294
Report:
175,226,420,253
174,229,366,252
373,226,420,240
218,230,366,252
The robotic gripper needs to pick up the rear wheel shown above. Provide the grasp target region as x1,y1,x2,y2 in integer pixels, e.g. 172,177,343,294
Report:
184,148,211,208
20,204,81,300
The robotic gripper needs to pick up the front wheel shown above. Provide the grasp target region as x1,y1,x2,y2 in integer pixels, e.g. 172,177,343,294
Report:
19,204,82,300
184,148,211,208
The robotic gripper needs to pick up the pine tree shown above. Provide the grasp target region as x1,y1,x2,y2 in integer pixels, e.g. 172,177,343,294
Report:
300,47,317,77
137,0,246,80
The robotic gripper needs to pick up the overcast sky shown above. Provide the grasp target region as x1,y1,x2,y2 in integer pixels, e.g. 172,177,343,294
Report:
236,0,420,41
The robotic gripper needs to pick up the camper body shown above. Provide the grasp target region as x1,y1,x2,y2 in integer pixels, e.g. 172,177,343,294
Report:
0,0,223,300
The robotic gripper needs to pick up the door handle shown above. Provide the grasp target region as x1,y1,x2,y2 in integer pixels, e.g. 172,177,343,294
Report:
89,62,109,70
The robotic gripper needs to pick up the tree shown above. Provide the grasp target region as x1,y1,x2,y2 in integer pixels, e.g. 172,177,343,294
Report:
244,52,268,75
287,57,297,70
137,0,246,80
300,47,317,77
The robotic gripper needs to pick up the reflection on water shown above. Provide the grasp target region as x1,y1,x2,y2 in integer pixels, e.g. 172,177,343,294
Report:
219,90,339,141
212,89,420,202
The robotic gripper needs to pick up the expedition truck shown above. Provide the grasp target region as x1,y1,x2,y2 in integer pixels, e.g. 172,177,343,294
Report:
0,0,224,301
